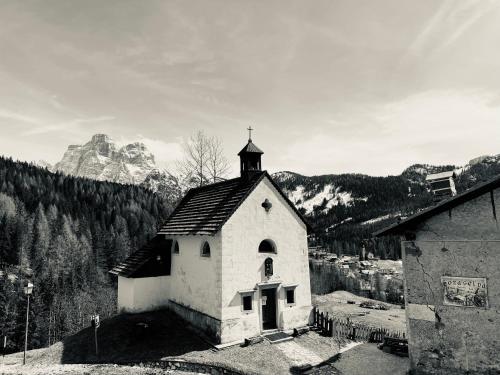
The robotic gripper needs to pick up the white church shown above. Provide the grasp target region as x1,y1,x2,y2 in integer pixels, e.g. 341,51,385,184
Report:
111,134,313,344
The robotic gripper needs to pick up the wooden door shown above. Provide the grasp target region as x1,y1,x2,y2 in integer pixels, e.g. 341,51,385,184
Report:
261,288,277,330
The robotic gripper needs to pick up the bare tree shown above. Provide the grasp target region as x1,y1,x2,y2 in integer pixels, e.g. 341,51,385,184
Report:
207,136,230,183
177,131,230,187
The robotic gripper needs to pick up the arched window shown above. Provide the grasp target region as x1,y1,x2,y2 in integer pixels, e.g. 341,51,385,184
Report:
172,240,179,254
201,241,211,257
259,239,276,253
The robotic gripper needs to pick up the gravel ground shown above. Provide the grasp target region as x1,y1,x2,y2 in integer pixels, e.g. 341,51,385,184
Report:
0,363,200,375
312,291,406,332
333,343,409,375
180,332,348,375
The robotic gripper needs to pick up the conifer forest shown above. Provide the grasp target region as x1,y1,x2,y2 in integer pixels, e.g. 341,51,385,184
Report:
0,156,169,353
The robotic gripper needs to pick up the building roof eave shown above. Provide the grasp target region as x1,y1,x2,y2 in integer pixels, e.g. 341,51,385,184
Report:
374,174,500,237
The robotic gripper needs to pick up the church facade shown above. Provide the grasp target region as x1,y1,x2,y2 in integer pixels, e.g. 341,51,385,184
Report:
111,137,312,344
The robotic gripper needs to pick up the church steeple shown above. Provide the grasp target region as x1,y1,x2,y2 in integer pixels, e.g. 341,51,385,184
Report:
238,127,264,179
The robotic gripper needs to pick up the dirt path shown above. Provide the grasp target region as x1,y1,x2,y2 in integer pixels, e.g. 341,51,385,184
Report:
275,340,324,367
333,343,409,375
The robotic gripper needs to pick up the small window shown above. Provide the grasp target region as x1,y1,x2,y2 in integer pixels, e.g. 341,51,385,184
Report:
259,239,276,253
242,295,253,312
286,289,295,305
285,286,297,306
201,241,211,257
173,241,179,254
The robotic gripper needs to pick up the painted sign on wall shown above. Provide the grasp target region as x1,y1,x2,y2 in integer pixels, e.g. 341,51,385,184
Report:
441,276,488,308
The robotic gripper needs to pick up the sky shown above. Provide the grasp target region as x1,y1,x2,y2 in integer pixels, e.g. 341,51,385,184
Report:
1,0,500,177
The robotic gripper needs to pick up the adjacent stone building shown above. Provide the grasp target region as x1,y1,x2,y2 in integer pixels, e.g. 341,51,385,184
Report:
111,136,313,345
376,177,500,374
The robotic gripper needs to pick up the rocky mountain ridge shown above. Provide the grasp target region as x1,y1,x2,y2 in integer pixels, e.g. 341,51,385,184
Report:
52,134,156,184
49,134,500,243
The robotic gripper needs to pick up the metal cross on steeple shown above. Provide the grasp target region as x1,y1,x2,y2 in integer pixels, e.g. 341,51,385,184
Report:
247,126,253,141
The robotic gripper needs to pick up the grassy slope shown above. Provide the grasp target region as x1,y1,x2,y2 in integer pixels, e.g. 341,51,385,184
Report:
312,291,406,332
2,309,342,375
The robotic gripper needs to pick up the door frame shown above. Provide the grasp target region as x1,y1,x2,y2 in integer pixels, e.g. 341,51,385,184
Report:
258,282,280,332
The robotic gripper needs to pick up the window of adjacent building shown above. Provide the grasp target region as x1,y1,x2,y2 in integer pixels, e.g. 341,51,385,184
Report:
242,295,253,312
285,287,296,306
201,241,211,257
173,240,179,254
259,239,276,253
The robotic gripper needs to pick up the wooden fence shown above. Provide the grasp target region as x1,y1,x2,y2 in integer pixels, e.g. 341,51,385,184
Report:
312,307,405,343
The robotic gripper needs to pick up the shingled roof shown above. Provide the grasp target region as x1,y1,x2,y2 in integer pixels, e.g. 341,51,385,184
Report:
109,236,172,277
158,171,311,236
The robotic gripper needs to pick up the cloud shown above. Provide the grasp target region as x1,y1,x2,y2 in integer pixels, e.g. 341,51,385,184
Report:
405,0,496,61
0,109,40,124
20,116,116,136
277,90,500,176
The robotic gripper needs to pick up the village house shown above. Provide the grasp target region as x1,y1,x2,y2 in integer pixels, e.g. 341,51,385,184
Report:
376,176,500,374
111,136,313,345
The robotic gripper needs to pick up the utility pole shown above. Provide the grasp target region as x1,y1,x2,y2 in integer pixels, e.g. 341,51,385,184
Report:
23,282,33,365
2,336,6,368
91,315,100,358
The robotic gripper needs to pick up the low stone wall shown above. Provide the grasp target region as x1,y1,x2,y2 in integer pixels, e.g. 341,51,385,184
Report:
123,359,250,374
169,299,222,344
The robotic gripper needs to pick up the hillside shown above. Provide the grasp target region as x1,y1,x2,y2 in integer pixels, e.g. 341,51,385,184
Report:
0,156,170,354
273,156,500,257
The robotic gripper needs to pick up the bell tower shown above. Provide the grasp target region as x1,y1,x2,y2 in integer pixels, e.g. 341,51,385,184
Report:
238,127,264,179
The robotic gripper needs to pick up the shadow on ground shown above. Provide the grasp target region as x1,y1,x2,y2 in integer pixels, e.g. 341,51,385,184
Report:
59,309,211,364
295,343,408,375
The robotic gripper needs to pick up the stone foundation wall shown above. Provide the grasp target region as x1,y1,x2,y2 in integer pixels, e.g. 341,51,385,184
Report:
169,299,222,344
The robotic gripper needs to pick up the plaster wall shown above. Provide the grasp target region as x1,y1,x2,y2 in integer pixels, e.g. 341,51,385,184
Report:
220,177,312,343
166,234,222,320
117,276,134,312
117,275,170,313
117,234,221,323
402,188,500,374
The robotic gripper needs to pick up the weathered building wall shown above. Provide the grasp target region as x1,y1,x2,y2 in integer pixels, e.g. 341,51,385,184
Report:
402,189,500,374
220,177,312,343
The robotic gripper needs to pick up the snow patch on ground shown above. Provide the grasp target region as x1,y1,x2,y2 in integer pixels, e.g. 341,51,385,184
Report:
339,341,363,353
285,184,366,215
272,171,297,182
360,213,398,225
326,217,353,232
275,340,323,367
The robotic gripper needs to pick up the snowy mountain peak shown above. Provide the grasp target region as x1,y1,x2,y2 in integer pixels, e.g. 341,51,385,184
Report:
53,134,156,185
90,133,112,144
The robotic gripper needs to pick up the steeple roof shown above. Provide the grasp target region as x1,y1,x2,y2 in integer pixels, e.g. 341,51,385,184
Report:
238,140,264,155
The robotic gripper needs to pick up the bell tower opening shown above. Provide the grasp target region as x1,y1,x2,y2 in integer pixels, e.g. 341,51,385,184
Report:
238,127,264,179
